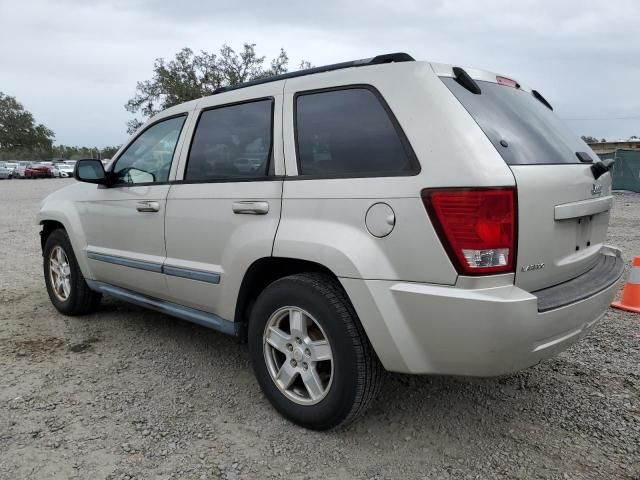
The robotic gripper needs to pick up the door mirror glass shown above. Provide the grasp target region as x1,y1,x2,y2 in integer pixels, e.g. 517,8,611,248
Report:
75,159,107,184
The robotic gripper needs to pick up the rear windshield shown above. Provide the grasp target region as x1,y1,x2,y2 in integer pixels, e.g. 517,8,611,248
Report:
441,77,592,165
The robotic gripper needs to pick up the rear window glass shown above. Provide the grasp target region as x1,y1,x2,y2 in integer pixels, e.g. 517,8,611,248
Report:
186,99,273,181
295,88,417,176
441,77,592,165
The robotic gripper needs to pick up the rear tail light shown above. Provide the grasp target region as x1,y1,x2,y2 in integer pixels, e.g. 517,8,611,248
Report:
422,187,517,275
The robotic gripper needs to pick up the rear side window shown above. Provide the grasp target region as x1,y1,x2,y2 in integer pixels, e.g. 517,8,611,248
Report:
441,77,591,165
295,87,418,177
186,99,273,181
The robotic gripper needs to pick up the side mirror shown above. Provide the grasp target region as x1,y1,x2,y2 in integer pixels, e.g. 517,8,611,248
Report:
75,159,108,184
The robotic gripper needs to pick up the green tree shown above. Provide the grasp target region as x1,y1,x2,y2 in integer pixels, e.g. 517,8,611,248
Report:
581,135,598,143
125,43,291,134
52,144,122,160
0,92,54,157
101,146,120,159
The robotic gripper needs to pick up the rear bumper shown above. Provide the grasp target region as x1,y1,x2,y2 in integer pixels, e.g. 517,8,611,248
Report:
341,246,623,376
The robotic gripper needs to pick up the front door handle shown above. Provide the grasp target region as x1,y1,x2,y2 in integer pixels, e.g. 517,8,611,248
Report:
232,201,269,215
136,201,160,212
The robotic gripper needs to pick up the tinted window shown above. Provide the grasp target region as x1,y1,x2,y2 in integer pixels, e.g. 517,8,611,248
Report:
113,116,186,184
186,100,273,180
295,88,415,176
441,77,591,165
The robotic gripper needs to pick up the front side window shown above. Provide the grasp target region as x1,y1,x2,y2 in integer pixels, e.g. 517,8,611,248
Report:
113,115,186,185
295,88,416,176
185,99,273,181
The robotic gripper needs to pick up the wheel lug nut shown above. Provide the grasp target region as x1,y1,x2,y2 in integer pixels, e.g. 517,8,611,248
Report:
302,362,308,370
290,360,297,367
296,338,302,345
286,344,293,352
304,348,311,357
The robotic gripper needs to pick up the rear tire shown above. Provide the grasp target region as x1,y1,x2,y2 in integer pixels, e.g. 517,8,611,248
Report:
43,229,101,316
248,272,383,430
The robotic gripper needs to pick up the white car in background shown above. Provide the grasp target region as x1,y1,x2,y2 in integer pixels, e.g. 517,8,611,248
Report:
57,163,75,178
0,165,11,179
13,165,28,178
4,162,19,174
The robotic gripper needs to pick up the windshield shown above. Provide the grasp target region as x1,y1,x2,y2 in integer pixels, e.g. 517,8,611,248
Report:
441,77,593,165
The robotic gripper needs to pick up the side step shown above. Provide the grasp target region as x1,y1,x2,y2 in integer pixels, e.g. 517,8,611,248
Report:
86,280,239,336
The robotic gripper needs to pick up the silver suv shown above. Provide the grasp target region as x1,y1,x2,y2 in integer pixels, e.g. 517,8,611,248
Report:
38,53,623,429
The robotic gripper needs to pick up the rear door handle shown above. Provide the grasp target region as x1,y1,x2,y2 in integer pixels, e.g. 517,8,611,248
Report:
232,201,269,215
136,201,160,212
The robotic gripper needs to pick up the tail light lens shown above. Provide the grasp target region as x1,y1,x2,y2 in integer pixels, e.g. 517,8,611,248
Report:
422,187,517,275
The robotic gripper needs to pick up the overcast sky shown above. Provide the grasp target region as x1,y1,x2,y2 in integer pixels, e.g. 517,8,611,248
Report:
1,0,639,147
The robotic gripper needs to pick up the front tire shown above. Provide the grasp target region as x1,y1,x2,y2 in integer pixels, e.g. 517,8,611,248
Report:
248,273,383,430
43,229,101,316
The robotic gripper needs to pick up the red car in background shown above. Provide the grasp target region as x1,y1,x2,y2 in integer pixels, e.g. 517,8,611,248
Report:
25,164,54,178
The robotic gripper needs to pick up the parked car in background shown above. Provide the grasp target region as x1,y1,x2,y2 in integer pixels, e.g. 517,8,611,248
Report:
25,163,54,178
13,165,28,178
38,53,623,430
4,162,19,174
49,165,61,178
0,166,12,179
57,163,75,177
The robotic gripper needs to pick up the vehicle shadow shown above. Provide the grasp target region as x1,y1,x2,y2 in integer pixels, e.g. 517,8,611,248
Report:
56,297,628,478
94,297,549,436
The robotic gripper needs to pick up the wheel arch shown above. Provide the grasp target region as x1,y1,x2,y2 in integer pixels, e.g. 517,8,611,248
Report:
234,257,342,339
38,211,93,281
40,219,66,252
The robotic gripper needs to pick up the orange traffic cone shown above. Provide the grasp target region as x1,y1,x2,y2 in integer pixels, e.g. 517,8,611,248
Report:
612,257,640,313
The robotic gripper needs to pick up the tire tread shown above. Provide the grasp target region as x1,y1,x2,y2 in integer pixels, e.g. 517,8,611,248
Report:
277,272,384,427
44,229,101,316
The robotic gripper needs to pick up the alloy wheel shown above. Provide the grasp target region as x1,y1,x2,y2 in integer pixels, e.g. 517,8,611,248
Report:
263,306,334,405
49,246,71,301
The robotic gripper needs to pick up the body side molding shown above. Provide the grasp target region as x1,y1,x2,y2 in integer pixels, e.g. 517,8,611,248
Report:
87,251,163,273
87,251,221,284
162,265,221,284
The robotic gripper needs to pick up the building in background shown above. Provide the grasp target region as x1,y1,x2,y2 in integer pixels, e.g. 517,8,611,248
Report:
588,139,640,155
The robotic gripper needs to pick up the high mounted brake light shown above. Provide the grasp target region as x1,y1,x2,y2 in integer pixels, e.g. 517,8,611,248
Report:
496,76,520,89
422,187,517,275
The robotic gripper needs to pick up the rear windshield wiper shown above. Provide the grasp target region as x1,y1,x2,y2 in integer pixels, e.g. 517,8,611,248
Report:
453,67,481,95
532,89,553,110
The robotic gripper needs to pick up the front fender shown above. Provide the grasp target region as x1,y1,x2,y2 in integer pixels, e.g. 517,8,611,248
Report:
37,186,94,280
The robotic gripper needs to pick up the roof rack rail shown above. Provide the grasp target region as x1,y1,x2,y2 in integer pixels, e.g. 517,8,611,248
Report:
212,52,415,95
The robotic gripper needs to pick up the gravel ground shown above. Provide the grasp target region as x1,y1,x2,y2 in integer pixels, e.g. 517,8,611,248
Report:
0,179,638,480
